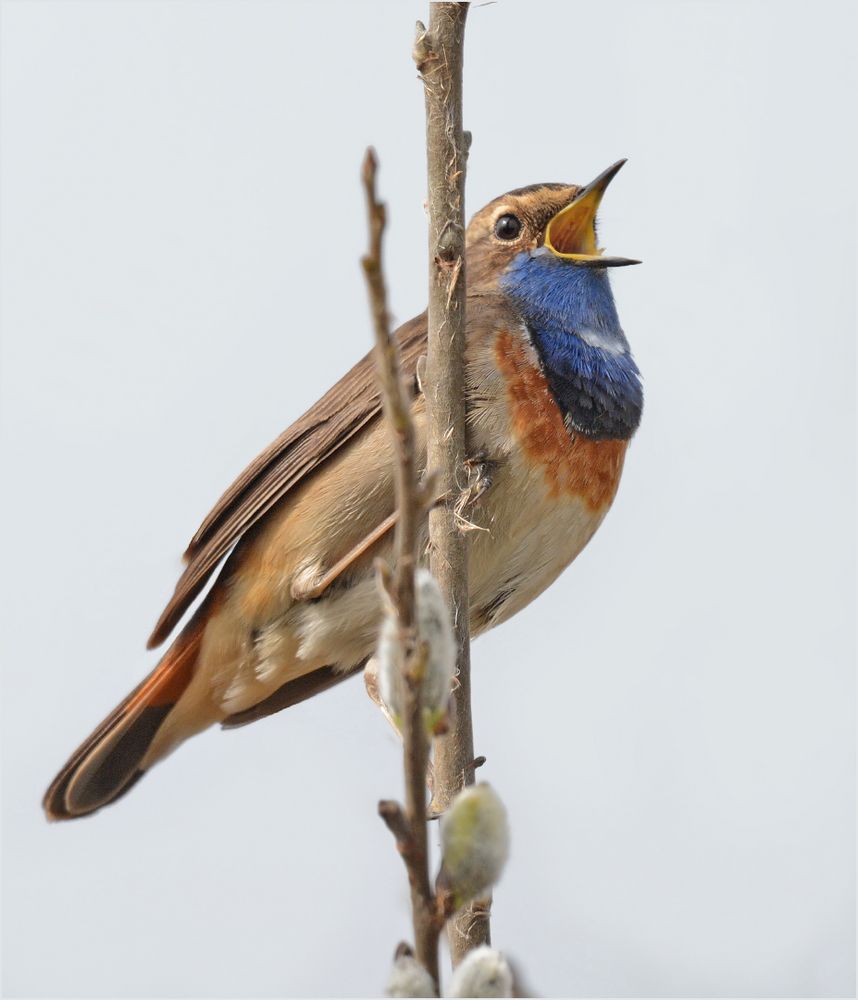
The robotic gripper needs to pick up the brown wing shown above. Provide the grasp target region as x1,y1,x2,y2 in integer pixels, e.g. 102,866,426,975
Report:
147,312,427,649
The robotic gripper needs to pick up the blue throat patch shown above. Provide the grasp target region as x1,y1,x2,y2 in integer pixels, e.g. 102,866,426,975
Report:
499,250,643,440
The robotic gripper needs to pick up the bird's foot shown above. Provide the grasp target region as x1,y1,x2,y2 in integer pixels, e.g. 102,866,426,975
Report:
455,453,498,530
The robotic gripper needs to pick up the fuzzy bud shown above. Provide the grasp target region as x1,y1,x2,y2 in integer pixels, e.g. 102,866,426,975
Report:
449,945,514,998
376,612,404,720
377,569,455,732
385,948,435,998
439,783,510,909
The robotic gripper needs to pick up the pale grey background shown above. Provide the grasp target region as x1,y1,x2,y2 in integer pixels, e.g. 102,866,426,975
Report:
1,1,855,997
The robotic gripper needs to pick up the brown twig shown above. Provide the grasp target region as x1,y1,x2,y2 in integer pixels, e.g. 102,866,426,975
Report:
361,148,442,993
414,2,490,964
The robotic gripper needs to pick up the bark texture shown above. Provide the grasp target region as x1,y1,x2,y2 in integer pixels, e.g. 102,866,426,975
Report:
413,2,491,963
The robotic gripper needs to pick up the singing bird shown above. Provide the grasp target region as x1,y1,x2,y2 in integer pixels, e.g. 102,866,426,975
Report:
44,161,642,820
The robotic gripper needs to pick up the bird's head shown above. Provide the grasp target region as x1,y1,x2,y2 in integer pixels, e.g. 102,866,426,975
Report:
466,160,638,289
467,161,643,439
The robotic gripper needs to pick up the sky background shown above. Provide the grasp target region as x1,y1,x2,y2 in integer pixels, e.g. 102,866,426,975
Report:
1,0,855,997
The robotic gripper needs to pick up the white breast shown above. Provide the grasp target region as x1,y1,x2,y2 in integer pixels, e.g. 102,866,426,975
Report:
467,450,613,633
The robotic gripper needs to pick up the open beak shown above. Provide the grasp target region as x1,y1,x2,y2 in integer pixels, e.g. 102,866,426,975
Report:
544,159,640,268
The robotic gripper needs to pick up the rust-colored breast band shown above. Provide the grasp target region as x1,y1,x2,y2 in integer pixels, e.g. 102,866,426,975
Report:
494,330,627,510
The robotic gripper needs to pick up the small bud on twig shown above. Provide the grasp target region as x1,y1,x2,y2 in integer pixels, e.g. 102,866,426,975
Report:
386,945,436,998
378,569,456,734
438,783,510,910
449,945,514,998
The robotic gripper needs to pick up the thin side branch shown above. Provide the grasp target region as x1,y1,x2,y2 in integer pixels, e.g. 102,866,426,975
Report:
414,2,491,963
361,149,442,993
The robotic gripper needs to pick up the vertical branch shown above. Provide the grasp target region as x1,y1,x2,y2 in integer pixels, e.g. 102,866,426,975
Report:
361,149,441,993
414,2,490,963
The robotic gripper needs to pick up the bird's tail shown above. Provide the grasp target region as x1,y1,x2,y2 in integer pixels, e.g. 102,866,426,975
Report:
43,608,212,821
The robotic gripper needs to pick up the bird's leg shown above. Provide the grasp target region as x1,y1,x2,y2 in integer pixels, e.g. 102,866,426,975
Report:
415,354,428,395
364,656,402,735
364,657,435,793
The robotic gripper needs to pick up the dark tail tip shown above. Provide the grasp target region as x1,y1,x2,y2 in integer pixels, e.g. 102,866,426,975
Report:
45,599,210,820
44,704,171,821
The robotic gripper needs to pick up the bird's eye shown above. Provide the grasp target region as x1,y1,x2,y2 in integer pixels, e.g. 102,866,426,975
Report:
494,214,522,241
